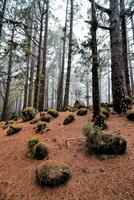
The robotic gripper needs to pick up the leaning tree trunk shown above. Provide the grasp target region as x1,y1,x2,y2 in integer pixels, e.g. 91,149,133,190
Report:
33,12,44,109
1,26,15,120
63,0,74,109
0,0,7,40
57,0,69,111
38,0,49,112
120,0,131,96
109,0,127,113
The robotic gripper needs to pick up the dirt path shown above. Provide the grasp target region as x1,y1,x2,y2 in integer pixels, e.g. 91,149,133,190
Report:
0,112,134,200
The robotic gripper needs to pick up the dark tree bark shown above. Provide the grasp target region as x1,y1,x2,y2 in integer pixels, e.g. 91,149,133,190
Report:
109,0,127,113
57,0,69,111
0,0,7,40
90,0,100,118
38,0,49,112
120,0,131,96
1,26,15,120
33,6,44,109
63,0,74,108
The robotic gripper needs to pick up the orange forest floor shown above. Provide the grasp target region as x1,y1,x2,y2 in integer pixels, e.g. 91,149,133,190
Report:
0,111,134,200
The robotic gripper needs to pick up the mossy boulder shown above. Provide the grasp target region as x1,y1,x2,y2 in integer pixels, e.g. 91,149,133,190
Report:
77,108,88,116
28,137,39,150
35,161,70,187
101,108,109,119
36,121,46,133
85,132,126,155
22,107,38,121
126,110,134,121
73,100,85,109
47,109,59,118
63,114,75,125
7,124,22,136
41,113,52,122
33,142,48,160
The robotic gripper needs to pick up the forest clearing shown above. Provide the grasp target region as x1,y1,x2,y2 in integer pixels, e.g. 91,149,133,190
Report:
0,0,134,199
0,110,134,200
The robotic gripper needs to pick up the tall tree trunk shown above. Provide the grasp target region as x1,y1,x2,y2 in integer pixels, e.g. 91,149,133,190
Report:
38,0,49,111
33,12,44,109
0,0,7,40
23,55,30,109
109,0,127,113
86,80,90,107
57,0,69,111
63,0,74,108
45,77,49,110
1,26,15,120
91,0,100,119
131,14,134,46
120,0,131,96
107,65,111,103
28,27,36,107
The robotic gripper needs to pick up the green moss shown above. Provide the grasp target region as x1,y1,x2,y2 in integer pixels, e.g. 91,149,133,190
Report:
82,123,101,144
7,124,22,136
36,121,46,133
77,108,88,116
22,107,38,121
33,142,48,160
41,113,52,122
28,137,39,150
35,161,70,187
63,114,75,125
101,108,109,119
47,109,59,118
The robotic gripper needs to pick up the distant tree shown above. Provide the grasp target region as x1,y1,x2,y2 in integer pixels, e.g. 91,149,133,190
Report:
63,0,74,108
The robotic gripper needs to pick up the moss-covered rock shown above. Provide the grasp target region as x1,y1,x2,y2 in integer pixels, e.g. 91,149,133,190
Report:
28,137,39,150
77,108,88,116
41,113,52,122
22,107,38,121
126,110,134,121
63,114,75,125
101,108,109,119
73,100,85,109
7,124,22,136
33,142,48,160
35,160,70,187
36,121,46,133
47,109,59,118
86,134,127,155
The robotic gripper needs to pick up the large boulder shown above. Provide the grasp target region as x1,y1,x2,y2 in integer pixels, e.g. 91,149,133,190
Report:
63,114,75,125
77,108,88,116
7,124,22,136
35,161,70,187
47,109,59,118
86,134,126,155
22,107,38,121
73,100,85,109
41,113,52,122
33,142,48,160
